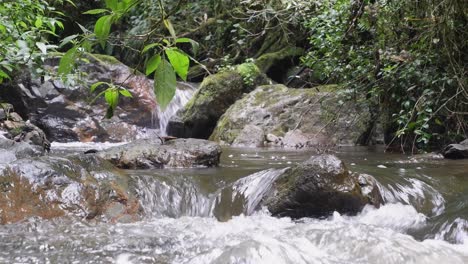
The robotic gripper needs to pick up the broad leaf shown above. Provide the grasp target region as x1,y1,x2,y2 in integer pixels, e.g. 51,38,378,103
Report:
83,9,110,15
154,59,176,110
165,48,189,81
94,15,113,48
142,43,161,54
119,89,133,97
104,89,119,118
90,81,108,92
145,54,161,75
58,46,77,75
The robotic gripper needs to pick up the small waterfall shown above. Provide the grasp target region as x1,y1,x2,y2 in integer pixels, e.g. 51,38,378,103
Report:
132,168,288,220
134,175,214,218
155,82,197,136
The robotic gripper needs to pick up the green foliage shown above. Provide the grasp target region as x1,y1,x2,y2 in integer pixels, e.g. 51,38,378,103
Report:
89,81,133,119
56,0,198,116
0,0,67,83
302,0,467,151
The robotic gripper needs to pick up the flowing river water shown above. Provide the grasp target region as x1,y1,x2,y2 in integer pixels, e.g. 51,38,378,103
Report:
0,145,467,263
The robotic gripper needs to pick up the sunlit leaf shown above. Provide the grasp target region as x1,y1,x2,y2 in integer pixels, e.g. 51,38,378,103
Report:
165,48,189,81
119,89,133,97
94,15,113,48
145,54,161,75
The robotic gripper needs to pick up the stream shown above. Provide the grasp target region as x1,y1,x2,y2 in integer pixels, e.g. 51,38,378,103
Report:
0,145,467,263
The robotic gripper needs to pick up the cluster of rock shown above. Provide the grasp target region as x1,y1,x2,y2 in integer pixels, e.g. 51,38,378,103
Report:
2,52,463,226
0,54,159,143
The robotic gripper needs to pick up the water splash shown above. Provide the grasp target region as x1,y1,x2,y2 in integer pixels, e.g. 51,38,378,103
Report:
155,82,197,136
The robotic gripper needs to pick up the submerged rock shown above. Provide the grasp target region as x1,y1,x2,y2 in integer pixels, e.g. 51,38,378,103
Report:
210,84,374,149
98,138,222,169
443,139,468,159
0,154,140,224
167,63,271,139
263,155,382,218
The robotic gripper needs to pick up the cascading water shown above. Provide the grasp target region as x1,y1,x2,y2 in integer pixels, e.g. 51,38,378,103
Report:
1,147,468,263
154,82,197,136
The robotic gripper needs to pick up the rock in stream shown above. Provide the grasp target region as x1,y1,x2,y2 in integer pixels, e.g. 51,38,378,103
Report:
261,154,383,218
98,138,222,169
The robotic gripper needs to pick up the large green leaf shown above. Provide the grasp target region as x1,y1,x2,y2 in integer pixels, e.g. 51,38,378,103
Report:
145,54,161,75
94,15,113,48
154,59,176,110
58,46,77,75
104,89,119,118
165,48,189,81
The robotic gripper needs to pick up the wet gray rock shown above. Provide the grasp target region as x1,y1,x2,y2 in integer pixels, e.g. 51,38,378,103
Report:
0,137,43,164
98,138,222,169
263,154,382,218
443,139,468,159
232,125,265,147
210,84,374,149
167,63,271,139
0,154,141,224
0,54,159,142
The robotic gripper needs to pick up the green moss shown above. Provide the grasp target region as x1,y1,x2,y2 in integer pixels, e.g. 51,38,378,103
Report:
255,47,304,72
236,63,261,86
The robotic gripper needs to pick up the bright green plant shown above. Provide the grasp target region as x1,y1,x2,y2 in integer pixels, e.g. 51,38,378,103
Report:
56,0,199,115
0,0,71,83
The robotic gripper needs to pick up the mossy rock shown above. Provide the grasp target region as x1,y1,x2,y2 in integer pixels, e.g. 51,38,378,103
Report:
210,84,373,148
167,63,271,139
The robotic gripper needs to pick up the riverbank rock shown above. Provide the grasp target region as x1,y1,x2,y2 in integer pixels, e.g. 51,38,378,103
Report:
210,84,373,149
98,138,222,169
0,54,160,142
0,104,50,152
443,139,468,159
263,155,382,218
167,63,271,139
0,154,140,224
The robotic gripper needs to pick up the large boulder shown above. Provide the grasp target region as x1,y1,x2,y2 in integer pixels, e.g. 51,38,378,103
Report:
0,154,140,224
210,84,374,149
443,139,468,159
0,54,161,142
98,138,222,169
167,63,271,139
263,155,383,218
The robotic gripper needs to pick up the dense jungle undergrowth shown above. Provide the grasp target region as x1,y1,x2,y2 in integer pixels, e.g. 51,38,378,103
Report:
0,0,466,153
